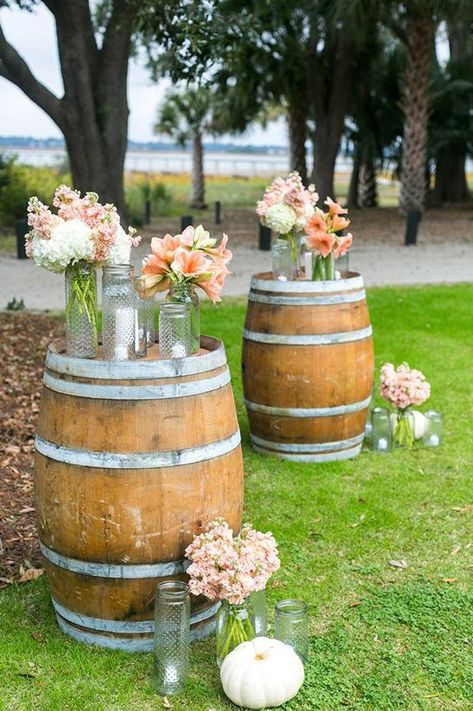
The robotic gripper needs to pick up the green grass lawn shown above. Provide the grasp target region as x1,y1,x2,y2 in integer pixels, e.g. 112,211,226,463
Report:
1,284,472,711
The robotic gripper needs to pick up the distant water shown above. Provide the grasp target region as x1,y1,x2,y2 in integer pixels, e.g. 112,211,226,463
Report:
2,146,354,177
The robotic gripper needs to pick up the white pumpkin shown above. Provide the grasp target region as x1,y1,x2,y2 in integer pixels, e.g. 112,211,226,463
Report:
389,410,427,440
220,636,304,709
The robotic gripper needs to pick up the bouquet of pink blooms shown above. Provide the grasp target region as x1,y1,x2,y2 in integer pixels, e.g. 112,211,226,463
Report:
304,197,353,281
257,171,318,267
139,224,232,303
185,519,280,663
380,362,431,446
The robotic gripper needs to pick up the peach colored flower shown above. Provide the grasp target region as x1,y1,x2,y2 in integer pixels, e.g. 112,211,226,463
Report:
142,234,181,276
137,273,170,298
206,233,233,265
306,211,327,233
331,214,351,232
171,247,212,278
305,230,336,257
334,233,353,258
179,224,216,250
325,196,348,216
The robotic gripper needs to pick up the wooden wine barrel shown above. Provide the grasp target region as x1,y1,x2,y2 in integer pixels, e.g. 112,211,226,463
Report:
34,336,243,651
242,272,374,461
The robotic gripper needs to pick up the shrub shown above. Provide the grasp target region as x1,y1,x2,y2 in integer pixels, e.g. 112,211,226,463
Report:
125,177,172,225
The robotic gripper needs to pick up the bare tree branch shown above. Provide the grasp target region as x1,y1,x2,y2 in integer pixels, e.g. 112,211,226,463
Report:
0,22,63,126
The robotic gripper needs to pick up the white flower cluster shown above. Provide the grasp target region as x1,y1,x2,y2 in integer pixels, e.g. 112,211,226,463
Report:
264,203,296,235
106,226,132,265
30,219,95,273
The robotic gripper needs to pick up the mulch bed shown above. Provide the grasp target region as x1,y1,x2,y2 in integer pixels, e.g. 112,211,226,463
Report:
0,312,63,587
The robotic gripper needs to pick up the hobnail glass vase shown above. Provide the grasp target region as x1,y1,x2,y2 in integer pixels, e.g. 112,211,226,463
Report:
216,599,256,667
392,408,415,448
165,282,200,353
153,581,190,696
64,261,98,359
102,264,137,361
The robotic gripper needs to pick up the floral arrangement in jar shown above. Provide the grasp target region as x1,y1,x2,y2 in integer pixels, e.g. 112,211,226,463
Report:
25,185,140,358
185,519,280,666
380,362,431,447
139,224,232,352
304,197,353,281
256,172,318,274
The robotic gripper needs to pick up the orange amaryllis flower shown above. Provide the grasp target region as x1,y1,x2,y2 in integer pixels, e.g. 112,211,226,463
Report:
205,233,233,265
306,211,327,233
334,233,353,258
324,196,348,216
136,273,170,299
305,230,336,257
171,247,212,278
179,224,216,250
331,214,351,232
142,234,181,275
197,264,229,303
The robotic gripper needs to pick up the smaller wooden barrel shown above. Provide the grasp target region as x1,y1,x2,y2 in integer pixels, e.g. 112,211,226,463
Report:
242,272,374,461
34,336,243,651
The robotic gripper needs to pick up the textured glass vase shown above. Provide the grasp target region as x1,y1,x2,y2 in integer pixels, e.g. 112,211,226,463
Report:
274,599,309,664
159,303,191,359
64,261,98,359
216,599,256,667
166,282,200,353
392,409,415,448
102,264,137,361
153,581,190,696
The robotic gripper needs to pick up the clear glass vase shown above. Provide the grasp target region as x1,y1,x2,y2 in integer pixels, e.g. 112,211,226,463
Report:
216,599,256,667
274,599,309,664
392,408,415,448
165,282,200,353
312,254,335,281
64,261,98,359
153,581,190,696
249,589,267,636
371,407,392,453
272,239,294,281
102,264,138,361
159,303,191,359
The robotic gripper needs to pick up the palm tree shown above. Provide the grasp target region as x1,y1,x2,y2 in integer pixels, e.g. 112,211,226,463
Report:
154,86,213,209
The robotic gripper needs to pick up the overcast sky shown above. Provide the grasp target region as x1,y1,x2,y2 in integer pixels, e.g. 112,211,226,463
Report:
0,4,288,146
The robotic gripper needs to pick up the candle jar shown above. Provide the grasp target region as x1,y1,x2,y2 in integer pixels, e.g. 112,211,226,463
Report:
422,410,443,447
165,282,200,353
249,589,267,636
274,599,309,664
159,303,191,359
371,407,392,453
153,581,190,696
272,239,294,281
102,264,138,361
303,252,313,281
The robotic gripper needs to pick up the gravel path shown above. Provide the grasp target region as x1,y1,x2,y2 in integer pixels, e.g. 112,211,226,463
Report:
1,241,472,311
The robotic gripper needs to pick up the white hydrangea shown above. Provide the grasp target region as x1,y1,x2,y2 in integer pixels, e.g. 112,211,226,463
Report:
106,225,131,265
31,218,95,273
264,203,296,235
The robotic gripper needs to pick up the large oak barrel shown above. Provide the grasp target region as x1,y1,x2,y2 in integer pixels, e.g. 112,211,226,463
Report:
34,336,243,651
242,272,374,462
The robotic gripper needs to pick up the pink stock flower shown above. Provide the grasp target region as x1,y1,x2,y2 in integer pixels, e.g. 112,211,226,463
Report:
380,362,431,410
257,171,318,231
185,520,280,605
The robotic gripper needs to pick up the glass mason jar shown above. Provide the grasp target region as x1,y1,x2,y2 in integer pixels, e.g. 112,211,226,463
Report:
216,599,256,667
422,410,443,447
64,261,98,358
102,264,138,361
159,303,191,359
371,407,392,453
153,581,190,696
336,252,349,278
249,589,267,636
165,282,200,353
392,408,415,448
133,277,153,354
274,599,309,664
272,239,294,281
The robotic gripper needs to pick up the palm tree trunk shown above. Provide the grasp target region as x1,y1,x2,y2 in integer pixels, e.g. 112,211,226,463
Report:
399,15,434,214
359,159,378,208
287,97,307,183
347,146,361,207
190,132,207,210
432,146,470,202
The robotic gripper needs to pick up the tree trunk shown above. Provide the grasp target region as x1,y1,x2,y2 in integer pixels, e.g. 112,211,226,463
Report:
399,14,434,214
287,97,307,183
347,147,361,208
190,132,207,209
311,124,340,203
0,0,133,217
359,159,378,208
432,146,470,202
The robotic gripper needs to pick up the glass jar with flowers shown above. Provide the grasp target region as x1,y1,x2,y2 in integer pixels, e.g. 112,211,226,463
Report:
256,171,318,278
304,197,353,281
25,186,140,359
380,362,431,448
185,519,280,667
138,225,232,354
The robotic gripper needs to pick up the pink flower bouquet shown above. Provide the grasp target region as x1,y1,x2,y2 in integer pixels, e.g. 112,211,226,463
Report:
185,519,280,663
257,171,318,272
304,197,353,281
380,362,431,447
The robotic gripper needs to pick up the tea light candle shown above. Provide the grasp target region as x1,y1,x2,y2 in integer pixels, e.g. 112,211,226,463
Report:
114,307,135,360
304,252,313,280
